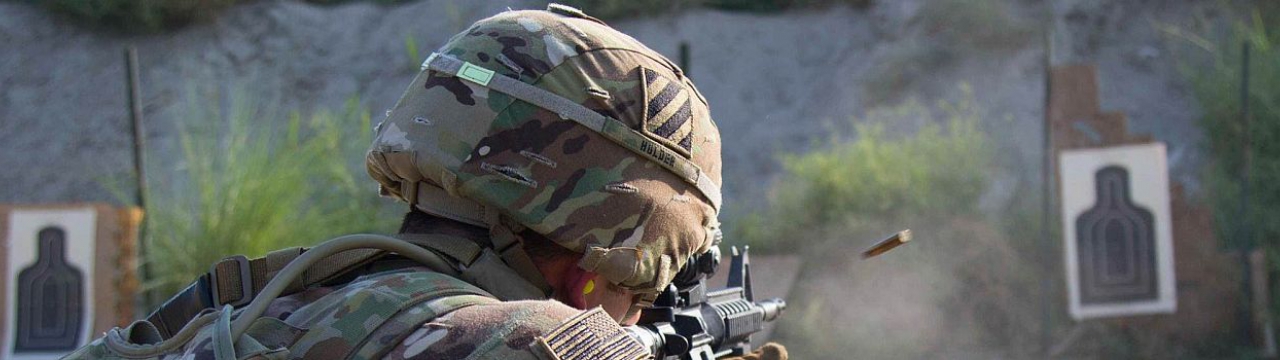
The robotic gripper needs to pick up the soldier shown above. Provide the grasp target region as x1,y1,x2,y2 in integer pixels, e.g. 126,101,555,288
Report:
66,4,784,360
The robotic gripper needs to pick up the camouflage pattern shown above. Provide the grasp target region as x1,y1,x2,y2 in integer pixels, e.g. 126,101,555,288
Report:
63,268,587,360
381,299,580,359
367,6,723,296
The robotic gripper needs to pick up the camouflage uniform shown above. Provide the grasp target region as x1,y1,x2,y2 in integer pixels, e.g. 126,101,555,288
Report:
256,267,600,360
65,4,725,359
67,246,641,359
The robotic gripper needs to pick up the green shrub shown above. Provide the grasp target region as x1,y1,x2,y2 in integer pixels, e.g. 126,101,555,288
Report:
746,89,1049,358
705,0,870,12
1165,9,1280,256
553,0,705,20
39,0,242,32
735,86,993,252
914,0,1035,50
142,89,399,299
555,0,872,20
302,0,411,5
1165,6,1280,351
404,34,422,71
33,0,409,32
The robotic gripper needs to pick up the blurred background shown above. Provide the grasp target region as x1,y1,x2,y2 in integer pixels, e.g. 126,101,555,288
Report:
1,0,1277,358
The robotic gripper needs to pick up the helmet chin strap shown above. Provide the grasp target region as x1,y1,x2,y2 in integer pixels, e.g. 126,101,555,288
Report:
407,180,489,228
483,208,555,296
399,178,555,297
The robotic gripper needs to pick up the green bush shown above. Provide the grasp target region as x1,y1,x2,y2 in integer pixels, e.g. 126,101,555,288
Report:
142,89,399,299
33,0,410,32
738,88,1042,357
1165,6,1280,352
706,0,870,13
404,34,422,71
302,0,411,5
39,0,242,32
555,0,871,20
552,0,704,20
914,0,1035,50
1165,9,1280,255
735,86,993,252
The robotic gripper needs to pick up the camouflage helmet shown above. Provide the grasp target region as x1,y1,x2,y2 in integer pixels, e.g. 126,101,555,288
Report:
366,4,722,300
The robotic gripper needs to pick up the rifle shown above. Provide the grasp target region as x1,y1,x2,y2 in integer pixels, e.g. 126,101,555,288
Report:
625,245,785,360
625,230,911,359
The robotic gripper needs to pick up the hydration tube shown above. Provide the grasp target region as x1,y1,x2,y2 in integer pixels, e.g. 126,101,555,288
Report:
227,234,459,340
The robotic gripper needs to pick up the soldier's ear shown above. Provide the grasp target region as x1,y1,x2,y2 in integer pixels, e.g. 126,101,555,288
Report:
562,266,595,309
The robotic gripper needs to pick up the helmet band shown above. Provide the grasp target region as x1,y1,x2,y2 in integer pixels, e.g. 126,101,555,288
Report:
422,53,723,212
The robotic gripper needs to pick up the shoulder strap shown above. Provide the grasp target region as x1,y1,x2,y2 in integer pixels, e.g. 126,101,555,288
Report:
147,232,552,340
147,246,387,339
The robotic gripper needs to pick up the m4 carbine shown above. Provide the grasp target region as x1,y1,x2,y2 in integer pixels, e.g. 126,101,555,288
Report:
625,246,786,360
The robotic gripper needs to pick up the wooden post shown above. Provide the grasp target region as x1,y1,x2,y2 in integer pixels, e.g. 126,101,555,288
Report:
1239,42,1274,357
125,47,152,307
1040,29,1055,355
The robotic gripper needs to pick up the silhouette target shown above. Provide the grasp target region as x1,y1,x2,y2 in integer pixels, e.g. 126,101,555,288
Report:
1075,166,1158,304
13,226,84,352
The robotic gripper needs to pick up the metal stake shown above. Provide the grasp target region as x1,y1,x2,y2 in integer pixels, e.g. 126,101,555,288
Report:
125,46,153,306
1040,28,1056,356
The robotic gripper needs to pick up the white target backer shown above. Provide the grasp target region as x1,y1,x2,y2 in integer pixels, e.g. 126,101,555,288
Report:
1060,143,1176,320
3,208,97,359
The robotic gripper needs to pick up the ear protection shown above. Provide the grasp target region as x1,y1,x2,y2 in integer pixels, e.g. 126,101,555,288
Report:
563,266,595,309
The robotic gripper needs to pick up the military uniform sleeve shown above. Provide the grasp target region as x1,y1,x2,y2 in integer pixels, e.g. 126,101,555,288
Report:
383,299,580,360
384,299,651,360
